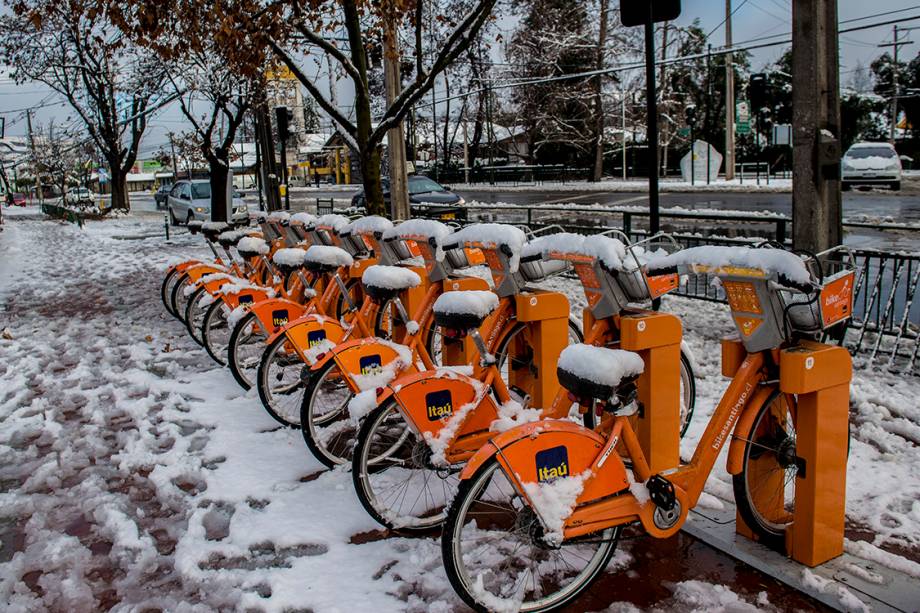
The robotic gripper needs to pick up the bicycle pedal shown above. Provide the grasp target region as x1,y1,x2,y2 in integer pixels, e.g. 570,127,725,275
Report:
647,475,676,511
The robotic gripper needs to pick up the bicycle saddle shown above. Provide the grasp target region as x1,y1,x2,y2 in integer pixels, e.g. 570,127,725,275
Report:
303,245,354,274
272,248,308,273
556,344,644,403
237,236,270,258
433,290,499,332
361,265,421,303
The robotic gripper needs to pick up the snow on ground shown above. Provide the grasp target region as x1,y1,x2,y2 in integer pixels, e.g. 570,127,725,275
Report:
1,211,918,611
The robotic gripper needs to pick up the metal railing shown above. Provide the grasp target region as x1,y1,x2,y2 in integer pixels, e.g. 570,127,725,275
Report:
414,202,920,373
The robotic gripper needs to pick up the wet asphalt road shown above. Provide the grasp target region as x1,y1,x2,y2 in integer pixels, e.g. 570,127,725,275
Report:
131,178,920,250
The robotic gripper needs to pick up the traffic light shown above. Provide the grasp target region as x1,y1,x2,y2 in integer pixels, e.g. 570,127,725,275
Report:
275,106,294,142
749,73,768,114
685,104,698,126
620,0,681,27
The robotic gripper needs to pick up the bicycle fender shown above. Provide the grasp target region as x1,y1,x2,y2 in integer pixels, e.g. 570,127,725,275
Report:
184,263,227,282
168,259,205,275
725,386,776,475
274,314,347,361
387,370,497,450
315,337,419,384
460,421,607,484
245,298,309,336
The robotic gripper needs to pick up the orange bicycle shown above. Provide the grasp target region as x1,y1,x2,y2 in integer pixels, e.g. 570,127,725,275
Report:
439,244,855,612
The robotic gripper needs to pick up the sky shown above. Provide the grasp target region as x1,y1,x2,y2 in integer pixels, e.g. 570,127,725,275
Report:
0,0,918,160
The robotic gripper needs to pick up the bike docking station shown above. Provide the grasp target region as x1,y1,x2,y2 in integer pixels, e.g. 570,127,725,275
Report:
684,263,917,612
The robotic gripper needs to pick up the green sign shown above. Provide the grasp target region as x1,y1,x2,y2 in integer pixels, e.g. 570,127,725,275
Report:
736,100,752,135
677,127,691,138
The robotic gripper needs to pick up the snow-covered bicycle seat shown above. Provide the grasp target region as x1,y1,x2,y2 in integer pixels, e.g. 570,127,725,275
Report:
303,245,354,273
433,290,499,332
361,265,421,303
272,248,308,273
556,344,645,403
201,221,233,241
237,236,270,259
218,230,247,248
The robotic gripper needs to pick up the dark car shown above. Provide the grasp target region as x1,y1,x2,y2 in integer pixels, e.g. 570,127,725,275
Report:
350,175,466,219
154,183,173,209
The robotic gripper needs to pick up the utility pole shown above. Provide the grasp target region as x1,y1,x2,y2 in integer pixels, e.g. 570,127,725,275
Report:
168,133,179,184
462,116,470,185
26,109,41,204
879,25,915,143
792,0,842,251
645,18,660,234
383,11,410,221
725,0,736,181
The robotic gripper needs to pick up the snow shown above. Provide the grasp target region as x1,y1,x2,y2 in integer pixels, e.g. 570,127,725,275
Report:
315,214,350,232
2,211,919,612
845,156,898,171
521,232,641,272
648,245,812,285
361,265,421,290
202,221,232,232
302,338,337,365
490,399,542,432
236,236,270,256
272,248,307,268
341,216,394,236
521,470,591,545
800,569,868,612
446,223,527,273
432,290,499,319
557,344,644,389
220,281,275,298
450,176,794,193
382,219,451,243
266,211,291,222
303,245,353,268
290,212,317,226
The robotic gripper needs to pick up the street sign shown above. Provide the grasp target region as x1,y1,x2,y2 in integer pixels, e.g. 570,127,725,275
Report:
772,124,792,146
736,100,752,135
677,127,691,138
621,1,681,27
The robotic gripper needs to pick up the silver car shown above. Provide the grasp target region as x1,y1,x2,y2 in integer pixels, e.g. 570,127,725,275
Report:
167,179,248,225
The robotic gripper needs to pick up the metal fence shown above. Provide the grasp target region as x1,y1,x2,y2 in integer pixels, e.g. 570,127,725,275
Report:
417,202,920,374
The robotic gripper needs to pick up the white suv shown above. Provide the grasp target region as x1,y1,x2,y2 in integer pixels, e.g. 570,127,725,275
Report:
842,142,902,191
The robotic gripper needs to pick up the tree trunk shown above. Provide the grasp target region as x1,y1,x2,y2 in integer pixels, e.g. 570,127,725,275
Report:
110,166,130,211
362,147,386,216
592,0,609,182
209,158,230,222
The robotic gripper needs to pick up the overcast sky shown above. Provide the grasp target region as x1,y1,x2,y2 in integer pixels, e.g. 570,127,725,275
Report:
0,0,918,159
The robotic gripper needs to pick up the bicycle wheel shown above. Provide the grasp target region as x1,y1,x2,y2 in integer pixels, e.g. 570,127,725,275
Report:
678,351,697,437
442,457,619,613
732,389,797,551
184,287,209,345
336,279,363,319
201,300,231,365
257,333,307,428
300,359,358,468
495,318,582,392
352,398,457,532
169,271,193,322
161,267,180,317
227,311,268,390
372,297,399,340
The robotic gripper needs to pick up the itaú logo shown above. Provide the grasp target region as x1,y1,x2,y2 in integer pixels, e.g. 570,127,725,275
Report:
536,445,570,483
712,381,754,451
360,354,382,375
307,329,326,348
426,389,453,421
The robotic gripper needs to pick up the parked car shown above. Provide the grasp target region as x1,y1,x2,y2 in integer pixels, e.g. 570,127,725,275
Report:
167,179,248,225
350,175,466,218
65,186,95,206
154,183,173,209
6,192,26,206
842,142,902,191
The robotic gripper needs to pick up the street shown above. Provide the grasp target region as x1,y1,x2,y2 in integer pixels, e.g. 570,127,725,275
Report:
128,177,920,251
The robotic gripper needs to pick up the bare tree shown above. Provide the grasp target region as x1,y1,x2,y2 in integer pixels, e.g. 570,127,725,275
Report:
0,0,165,211
31,121,84,205
265,0,498,215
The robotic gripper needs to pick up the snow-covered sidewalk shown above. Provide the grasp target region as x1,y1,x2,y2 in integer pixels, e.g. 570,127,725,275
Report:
451,177,793,193
1,213,918,611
